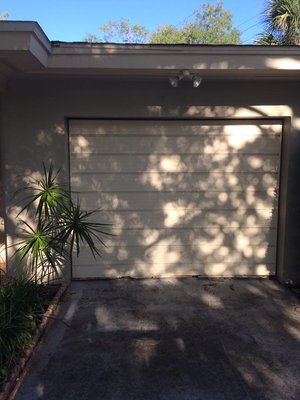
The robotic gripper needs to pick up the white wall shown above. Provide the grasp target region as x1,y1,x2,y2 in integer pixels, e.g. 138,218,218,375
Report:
2,76,300,284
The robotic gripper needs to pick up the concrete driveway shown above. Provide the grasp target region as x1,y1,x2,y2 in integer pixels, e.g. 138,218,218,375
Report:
15,279,300,400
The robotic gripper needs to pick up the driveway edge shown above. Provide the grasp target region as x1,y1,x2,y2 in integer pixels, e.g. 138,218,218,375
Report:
0,283,69,400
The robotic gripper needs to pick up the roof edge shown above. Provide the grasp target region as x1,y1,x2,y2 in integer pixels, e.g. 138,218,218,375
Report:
0,21,51,52
1,21,300,77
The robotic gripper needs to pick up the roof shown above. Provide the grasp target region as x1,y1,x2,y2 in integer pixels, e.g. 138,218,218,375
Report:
1,20,300,90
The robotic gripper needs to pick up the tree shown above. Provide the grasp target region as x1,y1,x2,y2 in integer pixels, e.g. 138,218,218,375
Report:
256,0,300,45
84,2,241,45
150,2,241,44
149,25,187,44
84,18,149,43
255,32,282,45
0,11,8,20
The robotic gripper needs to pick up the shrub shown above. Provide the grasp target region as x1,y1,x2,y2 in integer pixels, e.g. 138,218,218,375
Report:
12,164,111,283
0,274,44,384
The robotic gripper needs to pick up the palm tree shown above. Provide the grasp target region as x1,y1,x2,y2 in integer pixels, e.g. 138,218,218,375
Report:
257,0,300,45
13,164,112,283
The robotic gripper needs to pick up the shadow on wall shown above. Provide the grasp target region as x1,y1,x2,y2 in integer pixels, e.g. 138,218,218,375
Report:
68,105,282,278
3,122,68,280
0,137,6,272
83,43,300,74
3,88,290,280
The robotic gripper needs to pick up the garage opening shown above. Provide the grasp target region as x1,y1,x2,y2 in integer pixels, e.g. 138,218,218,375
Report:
68,119,282,279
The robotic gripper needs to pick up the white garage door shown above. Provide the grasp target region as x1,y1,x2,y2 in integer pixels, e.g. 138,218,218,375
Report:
69,119,282,279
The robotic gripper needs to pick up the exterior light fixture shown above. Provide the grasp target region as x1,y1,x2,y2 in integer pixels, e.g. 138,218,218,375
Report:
182,70,191,78
192,76,202,88
169,71,202,88
169,76,180,88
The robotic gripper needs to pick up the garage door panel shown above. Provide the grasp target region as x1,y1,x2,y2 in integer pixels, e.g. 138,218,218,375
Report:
75,244,276,265
71,172,278,192
79,191,277,211
72,262,276,279
71,135,280,155
103,227,277,247
70,120,281,137
69,119,281,278
71,154,280,174
89,209,277,229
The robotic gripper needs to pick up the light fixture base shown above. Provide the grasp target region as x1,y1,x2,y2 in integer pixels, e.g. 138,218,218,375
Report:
169,71,202,88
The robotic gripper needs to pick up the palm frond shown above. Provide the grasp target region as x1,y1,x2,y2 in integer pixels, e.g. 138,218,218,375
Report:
55,200,112,258
12,164,112,283
17,163,69,220
255,31,282,44
262,0,300,45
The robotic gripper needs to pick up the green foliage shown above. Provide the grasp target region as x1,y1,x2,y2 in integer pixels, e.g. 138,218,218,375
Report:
18,164,66,218
150,2,241,44
0,274,44,384
84,2,241,45
56,201,108,258
255,32,282,45
0,11,8,21
13,164,111,283
148,25,187,44
84,18,149,43
84,33,99,43
257,0,300,45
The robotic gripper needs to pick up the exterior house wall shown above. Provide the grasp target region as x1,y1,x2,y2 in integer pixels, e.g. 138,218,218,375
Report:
2,77,300,284
0,94,6,272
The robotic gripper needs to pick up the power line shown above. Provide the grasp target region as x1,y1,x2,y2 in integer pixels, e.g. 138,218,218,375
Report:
174,10,197,28
243,35,257,44
241,24,263,44
175,10,261,30
236,14,260,29
243,27,265,44
165,7,262,38
240,21,262,35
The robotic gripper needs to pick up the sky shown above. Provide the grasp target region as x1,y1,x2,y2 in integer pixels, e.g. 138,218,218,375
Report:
0,0,266,44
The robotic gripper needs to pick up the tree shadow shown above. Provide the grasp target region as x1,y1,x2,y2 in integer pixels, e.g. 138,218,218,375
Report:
69,115,281,279
15,279,300,400
2,77,300,283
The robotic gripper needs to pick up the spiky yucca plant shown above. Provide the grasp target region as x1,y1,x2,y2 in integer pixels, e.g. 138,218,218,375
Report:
13,164,111,283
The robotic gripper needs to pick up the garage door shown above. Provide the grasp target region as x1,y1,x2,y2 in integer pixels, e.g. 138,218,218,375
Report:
69,119,282,279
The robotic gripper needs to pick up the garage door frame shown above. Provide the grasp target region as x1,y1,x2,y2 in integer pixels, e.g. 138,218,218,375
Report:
67,116,290,281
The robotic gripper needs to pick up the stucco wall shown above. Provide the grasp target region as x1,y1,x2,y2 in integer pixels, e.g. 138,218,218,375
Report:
0,94,6,272
2,77,300,284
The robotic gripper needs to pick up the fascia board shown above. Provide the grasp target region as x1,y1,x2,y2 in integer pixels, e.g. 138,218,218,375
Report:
1,22,300,76
0,21,51,71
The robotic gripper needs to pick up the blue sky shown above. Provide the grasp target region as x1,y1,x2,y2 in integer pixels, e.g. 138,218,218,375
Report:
1,0,266,43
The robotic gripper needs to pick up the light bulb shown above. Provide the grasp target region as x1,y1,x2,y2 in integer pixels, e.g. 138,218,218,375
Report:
193,76,202,88
169,76,179,88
